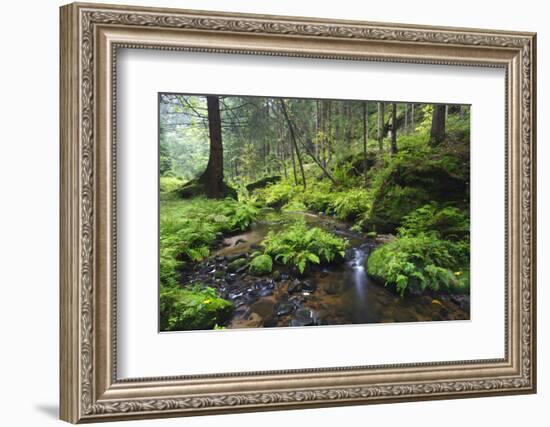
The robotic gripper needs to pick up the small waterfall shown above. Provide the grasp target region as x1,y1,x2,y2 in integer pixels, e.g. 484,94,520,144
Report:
346,246,369,297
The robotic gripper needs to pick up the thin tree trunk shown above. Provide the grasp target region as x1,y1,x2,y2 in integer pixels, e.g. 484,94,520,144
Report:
411,103,415,131
390,102,398,155
315,100,321,159
199,95,224,198
430,104,447,146
289,135,298,185
279,124,288,179
345,102,353,145
327,101,333,165
363,102,369,186
280,100,306,188
377,101,384,152
404,104,408,133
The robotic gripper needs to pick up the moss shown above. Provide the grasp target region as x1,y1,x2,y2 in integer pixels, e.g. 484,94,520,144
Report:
246,175,281,192
249,254,273,276
160,285,234,331
227,258,248,272
176,179,237,200
364,148,468,233
160,176,184,193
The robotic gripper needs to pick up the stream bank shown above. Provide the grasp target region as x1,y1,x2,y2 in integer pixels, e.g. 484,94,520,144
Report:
178,209,470,329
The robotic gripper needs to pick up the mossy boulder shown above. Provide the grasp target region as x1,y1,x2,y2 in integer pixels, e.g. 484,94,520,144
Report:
227,257,248,273
246,175,281,192
177,179,237,200
364,151,468,233
249,254,273,276
160,286,234,331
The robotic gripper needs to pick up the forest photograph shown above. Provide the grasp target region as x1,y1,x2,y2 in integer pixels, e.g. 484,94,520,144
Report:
159,93,471,332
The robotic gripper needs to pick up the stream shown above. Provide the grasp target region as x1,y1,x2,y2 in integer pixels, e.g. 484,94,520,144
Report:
182,210,469,329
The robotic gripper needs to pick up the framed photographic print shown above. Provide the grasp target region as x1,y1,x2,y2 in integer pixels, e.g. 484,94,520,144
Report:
60,2,537,423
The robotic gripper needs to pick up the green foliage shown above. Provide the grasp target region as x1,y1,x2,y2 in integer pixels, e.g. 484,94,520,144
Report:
398,203,469,241
160,176,184,193
331,188,372,221
299,182,335,213
249,254,273,276
367,235,469,297
281,200,307,212
262,221,348,274
363,137,469,233
159,197,260,287
256,181,297,208
228,200,261,231
160,285,234,331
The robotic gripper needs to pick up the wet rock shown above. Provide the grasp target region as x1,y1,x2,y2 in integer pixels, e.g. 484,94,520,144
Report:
258,288,273,297
234,238,247,246
439,307,449,318
226,253,247,263
394,311,415,322
280,273,290,281
235,264,249,274
407,286,423,297
250,299,275,318
242,312,263,327
233,307,248,318
250,243,262,250
320,269,331,278
228,291,244,301
301,280,316,292
272,270,281,281
225,273,237,283
215,255,225,262
263,316,278,327
227,257,248,273
451,294,470,312
290,308,315,327
288,279,302,294
288,296,304,308
275,301,295,316
214,270,225,279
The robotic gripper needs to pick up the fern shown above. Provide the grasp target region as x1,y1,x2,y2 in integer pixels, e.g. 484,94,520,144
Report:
367,234,469,297
262,221,348,273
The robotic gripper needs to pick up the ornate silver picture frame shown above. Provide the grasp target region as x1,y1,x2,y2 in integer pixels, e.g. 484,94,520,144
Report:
60,2,536,423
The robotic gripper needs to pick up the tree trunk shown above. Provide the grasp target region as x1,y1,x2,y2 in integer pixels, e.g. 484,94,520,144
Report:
377,102,384,152
430,104,447,146
280,100,306,188
198,95,224,198
362,102,369,186
411,104,415,131
327,101,333,165
390,102,398,155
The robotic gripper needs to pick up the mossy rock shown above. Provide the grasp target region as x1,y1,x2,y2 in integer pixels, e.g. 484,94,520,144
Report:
177,179,237,200
249,254,273,276
365,152,468,233
160,286,234,331
227,257,248,273
246,175,281,192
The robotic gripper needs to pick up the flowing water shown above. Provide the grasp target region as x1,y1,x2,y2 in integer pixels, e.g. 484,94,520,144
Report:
198,209,469,329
